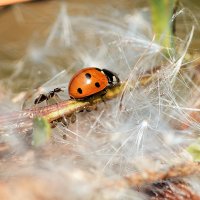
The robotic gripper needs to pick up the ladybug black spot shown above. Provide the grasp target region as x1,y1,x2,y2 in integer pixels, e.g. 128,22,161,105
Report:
95,82,100,88
85,73,91,79
77,88,82,94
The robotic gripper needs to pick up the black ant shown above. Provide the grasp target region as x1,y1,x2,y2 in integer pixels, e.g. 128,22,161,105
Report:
33,86,96,131
34,87,76,132
34,87,63,104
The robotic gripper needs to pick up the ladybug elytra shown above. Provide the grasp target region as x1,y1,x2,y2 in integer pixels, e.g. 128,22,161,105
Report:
68,67,120,99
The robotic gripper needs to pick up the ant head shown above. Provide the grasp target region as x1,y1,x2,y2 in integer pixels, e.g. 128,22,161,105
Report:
54,88,63,92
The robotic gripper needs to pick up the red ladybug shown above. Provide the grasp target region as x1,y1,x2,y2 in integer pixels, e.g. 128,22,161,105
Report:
68,67,120,99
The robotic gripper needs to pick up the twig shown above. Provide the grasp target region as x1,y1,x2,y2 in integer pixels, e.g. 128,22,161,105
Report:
106,161,200,188
0,83,126,134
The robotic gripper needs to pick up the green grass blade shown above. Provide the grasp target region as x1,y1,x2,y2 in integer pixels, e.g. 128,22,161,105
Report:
187,141,200,162
150,0,177,48
32,117,51,147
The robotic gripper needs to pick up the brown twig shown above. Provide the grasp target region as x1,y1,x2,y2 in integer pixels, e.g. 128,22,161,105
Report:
107,162,200,188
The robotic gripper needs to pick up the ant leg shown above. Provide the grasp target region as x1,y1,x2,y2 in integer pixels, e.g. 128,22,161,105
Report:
70,113,76,123
61,116,70,127
52,88,64,102
60,113,76,127
54,93,63,102
83,90,107,112
34,87,63,105
78,109,84,113
50,120,58,128
99,89,107,105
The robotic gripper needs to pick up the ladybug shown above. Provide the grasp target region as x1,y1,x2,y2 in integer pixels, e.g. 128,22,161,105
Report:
68,67,120,99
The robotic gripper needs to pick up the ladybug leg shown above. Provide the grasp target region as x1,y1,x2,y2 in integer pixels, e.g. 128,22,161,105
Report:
86,90,107,106
89,89,107,105
98,89,107,105
86,104,98,112
78,109,84,113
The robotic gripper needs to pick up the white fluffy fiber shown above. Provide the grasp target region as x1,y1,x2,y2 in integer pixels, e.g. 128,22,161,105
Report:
0,1,200,199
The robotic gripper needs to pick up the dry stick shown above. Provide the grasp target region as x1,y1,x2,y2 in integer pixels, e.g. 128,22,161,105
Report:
106,161,200,189
30,83,126,121
0,82,127,134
